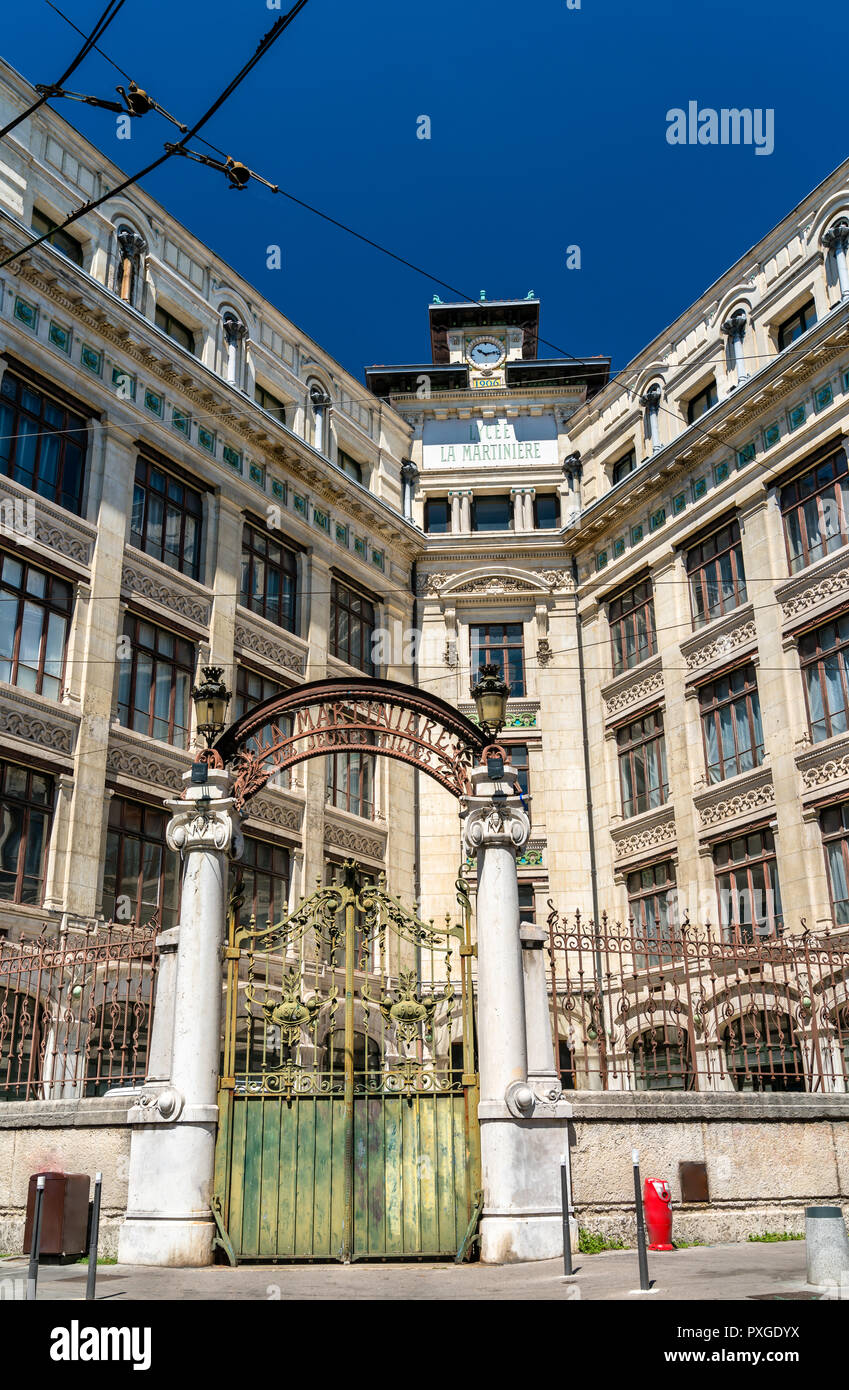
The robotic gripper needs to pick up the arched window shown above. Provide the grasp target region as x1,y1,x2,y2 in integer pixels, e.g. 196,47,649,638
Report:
84,1000,150,1096
0,989,47,1100
724,1010,804,1091
115,225,146,307
632,1022,693,1090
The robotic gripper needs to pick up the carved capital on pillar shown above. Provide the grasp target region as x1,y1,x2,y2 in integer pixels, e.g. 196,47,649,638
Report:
721,307,748,339
400,458,419,485
640,382,663,410
822,217,849,250
461,794,531,857
222,314,249,346
165,799,244,857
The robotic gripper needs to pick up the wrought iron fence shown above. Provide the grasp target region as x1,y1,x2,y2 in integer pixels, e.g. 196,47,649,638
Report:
546,906,849,1093
0,920,158,1100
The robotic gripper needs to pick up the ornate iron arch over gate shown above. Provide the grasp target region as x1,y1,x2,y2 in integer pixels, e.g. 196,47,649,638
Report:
211,679,486,1263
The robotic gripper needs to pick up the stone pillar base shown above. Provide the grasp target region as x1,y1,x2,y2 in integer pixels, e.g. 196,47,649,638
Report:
481,1212,575,1264
117,1216,214,1268
479,1108,573,1264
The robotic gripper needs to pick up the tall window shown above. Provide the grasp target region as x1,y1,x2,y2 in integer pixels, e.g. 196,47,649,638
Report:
470,623,525,698
780,448,849,573
821,802,849,925
714,828,782,941
632,1026,692,1091
686,520,747,627
116,617,194,748
326,745,375,819
800,614,849,743
154,304,196,355
609,579,656,676
612,449,637,485
472,495,512,532
505,743,530,795
31,207,84,266
0,371,87,514
698,664,764,783
102,797,179,929
240,523,298,634
777,299,816,351
424,498,450,534
234,666,290,789
237,836,290,928
724,1011,804,1092
616,709,668,818
0,762,53,904
534,494,560,529
130,456,203,580
337,450,364,485
627,861,677,942
255,383,287,425
687,381,718,424
330,579,376,674
0,553,72,699
518,883,536,923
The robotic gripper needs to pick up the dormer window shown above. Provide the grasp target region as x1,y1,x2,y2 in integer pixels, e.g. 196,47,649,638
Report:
687,381,718,424
777,300,816,352
612,449,637,485
255,383,286,425
155,305,196,356
31,207,83,266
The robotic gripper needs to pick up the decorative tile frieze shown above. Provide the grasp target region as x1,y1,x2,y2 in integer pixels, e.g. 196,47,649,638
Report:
796,733,849,793
233,612,306,676
0,688,79,757
323,818,386,860
459,700,540,729
106,730,190,792
694,766,774,830
602,657,664,720
611,806,676,862
681,604,757,677
121,553,212,627
777,547,849,627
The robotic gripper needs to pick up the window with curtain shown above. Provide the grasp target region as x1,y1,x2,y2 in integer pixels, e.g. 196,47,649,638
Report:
470,623,525,697
800,614,849,743
235,836,290,929
820,802,849,924
724,1011,804,1091
330,579,376,674
101,797,179,930
627,861,677,946
608,578,656,675
116,616,194,748
780,448,849,573
713,829,783,941
130,456,203,580
234,666,290,790
0,762,54,905
0,552,72,699
504,743,530,795
0,371,88,514
632,1026,693,1090
698,664,764,783
616,709,668,818
686,519,747,627
326,746,376,819
240,522,298,634
518,883,536,923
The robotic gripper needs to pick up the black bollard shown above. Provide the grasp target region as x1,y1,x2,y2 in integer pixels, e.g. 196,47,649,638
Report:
560,1154,574,1276
26,1175,45,1301
632,1149,651,1292
86,1172,102,1302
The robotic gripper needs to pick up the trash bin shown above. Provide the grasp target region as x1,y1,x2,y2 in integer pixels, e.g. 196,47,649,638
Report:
23,1171,90,1258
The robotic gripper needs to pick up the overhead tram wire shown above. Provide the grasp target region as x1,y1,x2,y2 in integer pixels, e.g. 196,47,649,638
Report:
0,0,313,275
0,0,128,141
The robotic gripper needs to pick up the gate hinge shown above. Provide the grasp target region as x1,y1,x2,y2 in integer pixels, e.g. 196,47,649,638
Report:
461,1073,478,1087
222,945,241,960
459,943,476,958
220,1076,236,1091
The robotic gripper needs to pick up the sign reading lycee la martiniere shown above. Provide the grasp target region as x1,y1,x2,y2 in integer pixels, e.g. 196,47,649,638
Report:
215,679,487,808
422,415,559,468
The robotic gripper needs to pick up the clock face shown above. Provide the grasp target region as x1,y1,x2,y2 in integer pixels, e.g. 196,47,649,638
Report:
468,337,504,368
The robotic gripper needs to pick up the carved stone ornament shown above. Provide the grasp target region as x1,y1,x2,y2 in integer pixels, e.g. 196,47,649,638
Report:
536,638,554,667
165,798,244,858
696,778,775,828
603,663,664,718
234,621,305,674
323,820,385,859
684,618,757,673
134,1084,184,1123
612,812,676,861
462,799,531,856
122,564,211,626
779,565,849,623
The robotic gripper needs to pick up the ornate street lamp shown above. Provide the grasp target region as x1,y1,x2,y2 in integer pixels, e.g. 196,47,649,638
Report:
191,665,231,748
471,662,510,740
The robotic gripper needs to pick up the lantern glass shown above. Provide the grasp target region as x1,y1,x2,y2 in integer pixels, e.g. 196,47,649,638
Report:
471,662,510,737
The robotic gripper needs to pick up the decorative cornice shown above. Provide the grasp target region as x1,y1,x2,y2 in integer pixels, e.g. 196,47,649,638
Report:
693,766,774,829
610,806,676,862
106,729,190,792
418,566,573,598
680,605,757,677
796,732,849,791
233,612,306,676
602,656,664,720
0,687,79,756
244,792,303,834
0,477,95,567
122,554,212,627
777,546,849,626
323,818,386,860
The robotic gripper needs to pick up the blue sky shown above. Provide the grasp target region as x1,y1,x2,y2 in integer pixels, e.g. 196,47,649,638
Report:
3,0,846,383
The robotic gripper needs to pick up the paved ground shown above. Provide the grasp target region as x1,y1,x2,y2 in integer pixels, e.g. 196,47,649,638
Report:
0,1239,826,1301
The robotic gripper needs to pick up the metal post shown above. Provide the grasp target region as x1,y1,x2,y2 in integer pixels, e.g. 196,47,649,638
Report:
560,1150,574,1276
633,1148,650,1291
341,877,356,1263
86,1172,102,1301
26,1175,45,1301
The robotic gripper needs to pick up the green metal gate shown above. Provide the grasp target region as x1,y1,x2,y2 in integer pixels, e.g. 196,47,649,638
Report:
213,862,480,1262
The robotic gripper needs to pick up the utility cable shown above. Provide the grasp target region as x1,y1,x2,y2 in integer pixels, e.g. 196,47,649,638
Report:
0,0,128,140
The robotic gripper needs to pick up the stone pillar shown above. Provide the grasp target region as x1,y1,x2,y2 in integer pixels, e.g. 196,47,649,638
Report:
117,765,243,1267
450,492,461,533
823,218,849,301
461,758,571,1264
522,489,535,531
512,489,524,531
460,490,472,532
641,383,663,453
722,307,749,387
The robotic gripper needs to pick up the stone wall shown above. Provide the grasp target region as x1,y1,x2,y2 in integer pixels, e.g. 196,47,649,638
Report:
0,1099,132,1258
569,1092,849,1245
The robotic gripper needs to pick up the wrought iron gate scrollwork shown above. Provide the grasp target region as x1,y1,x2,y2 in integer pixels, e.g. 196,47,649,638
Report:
214,861,480,1263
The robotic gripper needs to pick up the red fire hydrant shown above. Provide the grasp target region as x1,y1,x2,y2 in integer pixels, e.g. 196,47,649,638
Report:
643,1178,674,1251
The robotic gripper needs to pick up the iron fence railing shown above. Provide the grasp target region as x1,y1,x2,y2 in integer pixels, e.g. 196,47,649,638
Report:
546,906,849,1093
0,920,158,1100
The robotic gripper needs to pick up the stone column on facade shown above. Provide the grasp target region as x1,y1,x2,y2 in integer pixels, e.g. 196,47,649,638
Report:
208,493,244,703
522,489,535,532
450,492,461,533
400,460,418,522
512,489,524,531
460,490,472,532
118,765,243,1267
302,552,332,889
722,308,749,387
222,316,248,388
461,758,571,1263
823,218,849,301
641,383,663,454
